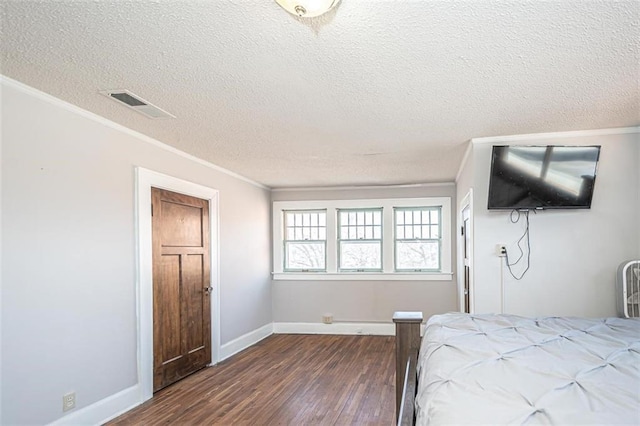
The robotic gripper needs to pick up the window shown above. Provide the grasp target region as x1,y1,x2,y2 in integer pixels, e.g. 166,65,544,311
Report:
338,208,383,271
394,207,440,271
283,210,326,271
272,197,451,281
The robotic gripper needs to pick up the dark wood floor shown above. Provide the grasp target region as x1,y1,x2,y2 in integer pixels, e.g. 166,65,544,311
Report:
108,334,396,425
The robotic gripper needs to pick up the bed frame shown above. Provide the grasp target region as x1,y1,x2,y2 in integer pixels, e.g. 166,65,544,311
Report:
392,311,423,426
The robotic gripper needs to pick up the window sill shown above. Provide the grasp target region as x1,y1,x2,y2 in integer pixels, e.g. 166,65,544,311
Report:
271,272,453,281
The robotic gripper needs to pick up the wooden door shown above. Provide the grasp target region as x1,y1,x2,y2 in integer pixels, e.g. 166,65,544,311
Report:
152,187,211,392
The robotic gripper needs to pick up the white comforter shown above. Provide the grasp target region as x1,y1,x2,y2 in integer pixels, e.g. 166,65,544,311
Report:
416,313,640,425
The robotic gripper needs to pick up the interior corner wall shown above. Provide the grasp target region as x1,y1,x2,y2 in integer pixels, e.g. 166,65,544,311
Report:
455,144,474,210
471,131,640,317
270,185,458,324
0,79,272,425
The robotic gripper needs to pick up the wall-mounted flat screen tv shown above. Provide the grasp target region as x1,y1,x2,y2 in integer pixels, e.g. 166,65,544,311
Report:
487,145,601,210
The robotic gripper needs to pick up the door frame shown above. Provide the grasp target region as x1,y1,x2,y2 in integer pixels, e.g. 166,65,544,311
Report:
135,167,221,402
458,189,474,313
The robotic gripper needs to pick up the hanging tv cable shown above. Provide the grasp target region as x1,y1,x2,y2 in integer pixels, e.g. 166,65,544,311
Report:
504,209,533,280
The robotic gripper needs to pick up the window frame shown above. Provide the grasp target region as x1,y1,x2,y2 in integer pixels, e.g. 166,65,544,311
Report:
337,208,384,272
282,209,327,272
393,206,442,272
272,197,452,281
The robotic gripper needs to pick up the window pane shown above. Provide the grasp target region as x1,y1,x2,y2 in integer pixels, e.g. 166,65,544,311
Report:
422,210,429,224
319,214,326,226
396,241,439,270
311,214,318,226
349,212,357,225
413,225,422,239
295,228,302,240
311,228,318,240
422,225,430,239
340,226,348,239
295,213,302,226
374,227,381,239
365,211,373,225
413,211,421,223
365,226,373,239
356,226,365,239
286,227,295,240
430,210,439,224
319,228,326,240
349,227,356,239
431,225,439,238
340,241,381,270
303,213,310,226
302,228,310,240
406,226,413,239
396,226,404,239
397,211,404,225
405,211,413,225
357,211,365,224
286,242,325,270
374,211,382,225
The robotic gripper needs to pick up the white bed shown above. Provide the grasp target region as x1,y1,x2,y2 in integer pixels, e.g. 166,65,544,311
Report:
416,313,640,425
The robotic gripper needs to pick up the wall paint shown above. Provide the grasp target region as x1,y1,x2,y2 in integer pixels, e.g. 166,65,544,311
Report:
470,131,640,316
1,79,272,425
271,185,458,323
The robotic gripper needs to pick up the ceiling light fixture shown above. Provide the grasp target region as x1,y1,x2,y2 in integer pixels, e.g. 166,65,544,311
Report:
275,0,340,18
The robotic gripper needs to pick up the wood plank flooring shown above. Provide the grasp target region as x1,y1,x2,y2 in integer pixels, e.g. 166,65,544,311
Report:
108,334,396,425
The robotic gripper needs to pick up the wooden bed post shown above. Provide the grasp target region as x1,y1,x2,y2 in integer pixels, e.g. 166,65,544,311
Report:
393,311,423,422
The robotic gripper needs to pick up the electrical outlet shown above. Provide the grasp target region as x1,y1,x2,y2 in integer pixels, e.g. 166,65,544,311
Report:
63,392,76,412
322,314,333,324
496,244,507,257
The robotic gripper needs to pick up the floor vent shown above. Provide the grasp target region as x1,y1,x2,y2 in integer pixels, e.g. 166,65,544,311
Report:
100,89,175,119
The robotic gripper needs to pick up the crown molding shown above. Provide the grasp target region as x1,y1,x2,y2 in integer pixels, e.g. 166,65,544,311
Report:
271,181,455,192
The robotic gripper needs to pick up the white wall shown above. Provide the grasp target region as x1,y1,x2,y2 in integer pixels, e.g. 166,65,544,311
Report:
470,130,640,317
271,185,458,324
0,78,272,425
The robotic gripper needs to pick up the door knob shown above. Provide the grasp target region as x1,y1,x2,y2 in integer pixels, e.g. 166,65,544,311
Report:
204,286,213,294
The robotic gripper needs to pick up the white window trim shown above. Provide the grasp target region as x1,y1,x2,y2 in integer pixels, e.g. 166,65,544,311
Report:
272,197,452,281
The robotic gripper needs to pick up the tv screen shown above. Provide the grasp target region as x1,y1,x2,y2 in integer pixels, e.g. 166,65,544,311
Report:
487,145,601,210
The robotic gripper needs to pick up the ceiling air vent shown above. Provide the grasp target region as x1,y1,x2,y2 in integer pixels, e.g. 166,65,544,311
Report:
100,89,176,119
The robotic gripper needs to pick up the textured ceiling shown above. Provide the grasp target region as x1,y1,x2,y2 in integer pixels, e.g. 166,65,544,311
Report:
1,0,639,188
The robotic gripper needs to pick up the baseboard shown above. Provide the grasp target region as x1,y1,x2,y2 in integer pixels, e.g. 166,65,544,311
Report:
48,384,141,426
219,323,274,361
273,322,395,336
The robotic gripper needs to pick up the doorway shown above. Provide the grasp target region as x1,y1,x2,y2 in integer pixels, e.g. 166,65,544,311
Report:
462,205,471,313
136,168,220,402
459,190,473,313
